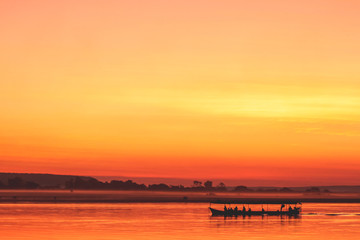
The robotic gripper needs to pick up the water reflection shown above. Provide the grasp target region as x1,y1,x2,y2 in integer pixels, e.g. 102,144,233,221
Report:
210,214,302,220
209,214,302,230
0,203,360,240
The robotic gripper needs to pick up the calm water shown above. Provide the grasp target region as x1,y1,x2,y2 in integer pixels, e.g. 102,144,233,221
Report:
1,203,360,239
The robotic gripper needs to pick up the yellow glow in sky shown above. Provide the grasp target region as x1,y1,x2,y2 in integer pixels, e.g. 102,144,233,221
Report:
1,0,360,185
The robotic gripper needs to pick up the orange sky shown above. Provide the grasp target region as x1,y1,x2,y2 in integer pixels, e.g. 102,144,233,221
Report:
1,1,360,186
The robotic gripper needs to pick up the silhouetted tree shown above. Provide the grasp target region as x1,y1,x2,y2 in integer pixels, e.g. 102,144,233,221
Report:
204,181,213,189
193,181,202,187
234,185,251,192
109,180,146,190
170,185,185,191
279,187,293,192
216,182,227,191
65,177,105,190
305,187,320,192
148,183,170,191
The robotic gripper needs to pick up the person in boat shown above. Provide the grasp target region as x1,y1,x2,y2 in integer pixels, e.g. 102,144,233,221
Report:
248,207,252,213
224,205,227,212
289,206,293,212
280,204,285,212
262,207,265,212
234,206,238,212
242,206,246,212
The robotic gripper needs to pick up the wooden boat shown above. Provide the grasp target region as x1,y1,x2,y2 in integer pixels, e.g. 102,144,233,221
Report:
209,200,301,217
209,207,300,216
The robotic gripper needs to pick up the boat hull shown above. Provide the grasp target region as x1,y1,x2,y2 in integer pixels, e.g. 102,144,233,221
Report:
209,207,300,216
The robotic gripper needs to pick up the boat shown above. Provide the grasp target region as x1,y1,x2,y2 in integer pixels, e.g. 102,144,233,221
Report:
209,199,301,217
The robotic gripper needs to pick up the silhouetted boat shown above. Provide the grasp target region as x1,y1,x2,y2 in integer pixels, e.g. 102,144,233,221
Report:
209,200,301,216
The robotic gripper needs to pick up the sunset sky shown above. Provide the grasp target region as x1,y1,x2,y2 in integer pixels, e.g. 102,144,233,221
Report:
1,1,360,186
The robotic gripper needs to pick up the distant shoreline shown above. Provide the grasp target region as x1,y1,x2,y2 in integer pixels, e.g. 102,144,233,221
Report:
2,173,360,193
0,190,359,204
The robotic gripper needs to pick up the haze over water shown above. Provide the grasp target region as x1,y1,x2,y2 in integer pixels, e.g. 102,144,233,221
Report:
1,203,360,240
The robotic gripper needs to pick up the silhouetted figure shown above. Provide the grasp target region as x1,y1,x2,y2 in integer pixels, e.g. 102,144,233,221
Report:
289,206,293,212
224,206,227,212
243,206,246,212
280,204,285,212
234,206,238,212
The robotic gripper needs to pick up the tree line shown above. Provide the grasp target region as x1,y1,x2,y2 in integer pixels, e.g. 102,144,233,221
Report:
64,178,229,191
0,177,329,193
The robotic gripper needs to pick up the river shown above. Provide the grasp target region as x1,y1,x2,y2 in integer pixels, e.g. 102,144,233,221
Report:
1,203,360,239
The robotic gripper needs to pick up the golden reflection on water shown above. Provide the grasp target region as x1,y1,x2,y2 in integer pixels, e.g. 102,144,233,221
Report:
0,203,360,239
